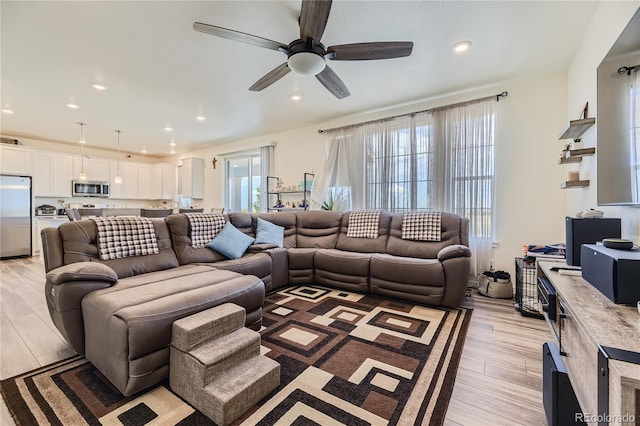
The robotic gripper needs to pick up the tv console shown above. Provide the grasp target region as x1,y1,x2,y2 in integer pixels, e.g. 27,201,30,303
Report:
538,261,640,425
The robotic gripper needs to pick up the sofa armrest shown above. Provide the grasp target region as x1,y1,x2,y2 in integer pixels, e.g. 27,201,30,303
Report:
45,262,118,355
46,262,118,286
246,243,280,253
438,244,471,262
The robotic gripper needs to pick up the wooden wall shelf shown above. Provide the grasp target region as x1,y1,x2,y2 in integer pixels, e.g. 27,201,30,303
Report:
559,117,596,139
559,147,595,164
561,180,590,189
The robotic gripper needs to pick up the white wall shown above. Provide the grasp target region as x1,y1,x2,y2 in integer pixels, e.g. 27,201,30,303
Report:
180,70,570,276
566,2,640,239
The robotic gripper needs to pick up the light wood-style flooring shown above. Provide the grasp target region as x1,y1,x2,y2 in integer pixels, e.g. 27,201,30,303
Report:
0,257,551,425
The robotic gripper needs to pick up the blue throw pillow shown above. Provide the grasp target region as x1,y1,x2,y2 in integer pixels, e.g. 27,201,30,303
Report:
206,222,255,259
255,218,284,248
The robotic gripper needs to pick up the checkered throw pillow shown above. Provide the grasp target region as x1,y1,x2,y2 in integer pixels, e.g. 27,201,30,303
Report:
93,217,159,260
187,213,226,248
346,210,381,239
401,211,442,241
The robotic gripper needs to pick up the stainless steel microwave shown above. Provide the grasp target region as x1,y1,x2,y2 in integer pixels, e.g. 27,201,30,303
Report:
72,180,109,198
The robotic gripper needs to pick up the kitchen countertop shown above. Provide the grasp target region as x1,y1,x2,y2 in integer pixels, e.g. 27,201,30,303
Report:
35,215,69,220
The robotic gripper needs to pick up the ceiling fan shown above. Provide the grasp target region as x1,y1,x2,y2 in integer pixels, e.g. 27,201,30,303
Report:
194,0,413,99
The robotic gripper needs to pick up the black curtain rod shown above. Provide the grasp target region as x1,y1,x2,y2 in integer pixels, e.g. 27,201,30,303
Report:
618,65,640,75
318,91,508,134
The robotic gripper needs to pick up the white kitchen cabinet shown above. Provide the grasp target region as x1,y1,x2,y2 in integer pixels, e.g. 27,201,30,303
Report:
109,161,138,199
138,164,162,200
109,161,123,199
159,163,176,200
120,163,139,199
34,152,73,197
35,216,69,255
0,145,33,176
73,157,110,182
181,157,204,199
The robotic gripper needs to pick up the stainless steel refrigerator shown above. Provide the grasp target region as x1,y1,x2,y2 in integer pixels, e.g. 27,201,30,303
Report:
0,175,32,258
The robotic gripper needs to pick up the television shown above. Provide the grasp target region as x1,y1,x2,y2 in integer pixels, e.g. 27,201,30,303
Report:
597,8,640,205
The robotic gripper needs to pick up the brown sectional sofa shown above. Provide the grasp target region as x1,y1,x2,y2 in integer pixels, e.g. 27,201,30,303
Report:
41,210,470,396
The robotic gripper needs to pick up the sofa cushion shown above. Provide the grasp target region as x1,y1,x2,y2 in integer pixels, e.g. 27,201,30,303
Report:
336,211,392,253
296,211,343,248
314,248,370,292
386,212,466,259
207,222,255,259
254,217,284,248
167,214,229,264
370,253,446,306
204,252,273,292
57,219,179,279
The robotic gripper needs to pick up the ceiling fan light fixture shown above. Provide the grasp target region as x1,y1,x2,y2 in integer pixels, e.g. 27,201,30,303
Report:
288,51,326,76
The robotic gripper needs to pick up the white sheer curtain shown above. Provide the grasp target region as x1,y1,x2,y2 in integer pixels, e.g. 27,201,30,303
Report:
630,68,640,203
312,125,365,210
433,99,496,277
260,145,274,212
314,97,497,277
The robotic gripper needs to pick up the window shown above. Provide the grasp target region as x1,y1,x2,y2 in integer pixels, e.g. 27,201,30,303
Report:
315,97,497,276
366,120,435,211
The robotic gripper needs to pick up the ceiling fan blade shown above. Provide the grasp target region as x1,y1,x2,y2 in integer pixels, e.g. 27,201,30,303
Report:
315,66,350,99
249,63,291,91
194,22,287,52
299,0,332,41
327,42,414,60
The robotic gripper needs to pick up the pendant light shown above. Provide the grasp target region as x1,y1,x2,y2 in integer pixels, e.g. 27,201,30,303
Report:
77,122,87,180
114,130,123,184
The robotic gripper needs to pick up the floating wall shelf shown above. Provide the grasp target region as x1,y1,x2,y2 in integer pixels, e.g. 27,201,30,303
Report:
559,117,596,140
558,147,596,164
559,102,596,140
561,180,590,189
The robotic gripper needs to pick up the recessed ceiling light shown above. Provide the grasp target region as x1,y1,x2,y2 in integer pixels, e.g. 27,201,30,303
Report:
169,139,176,147
67,102,79,109
91,83,107,91
290,94,302,101
195,115,206,121
169,149,176,154
141,146,148,154
164,125,173,132
452,41,472,54
1,108,14,114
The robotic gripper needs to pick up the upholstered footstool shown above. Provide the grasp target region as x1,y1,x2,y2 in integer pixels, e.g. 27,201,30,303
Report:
170,303,280,426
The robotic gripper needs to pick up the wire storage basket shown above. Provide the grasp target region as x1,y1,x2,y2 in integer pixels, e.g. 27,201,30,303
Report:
515,257,544,319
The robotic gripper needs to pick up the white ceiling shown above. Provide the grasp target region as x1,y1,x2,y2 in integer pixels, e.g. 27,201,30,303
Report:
1,1,600,157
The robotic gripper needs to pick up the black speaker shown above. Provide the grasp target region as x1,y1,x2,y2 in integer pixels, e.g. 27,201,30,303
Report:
565,217,621,266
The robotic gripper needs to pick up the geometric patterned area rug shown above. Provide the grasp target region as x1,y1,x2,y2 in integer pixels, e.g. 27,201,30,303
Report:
1,285,472,426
